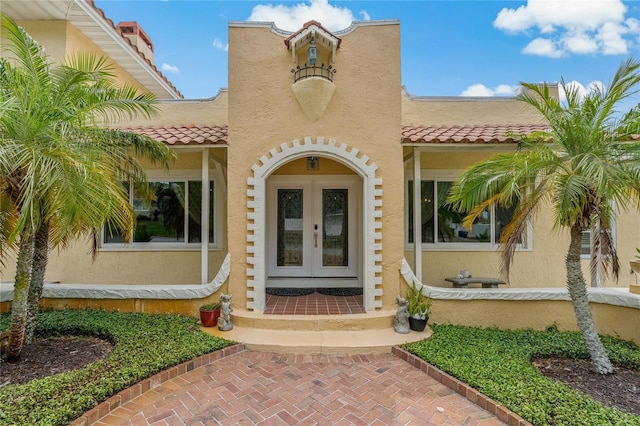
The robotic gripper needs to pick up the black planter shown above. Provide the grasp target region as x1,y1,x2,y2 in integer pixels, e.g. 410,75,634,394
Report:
409,317,428,332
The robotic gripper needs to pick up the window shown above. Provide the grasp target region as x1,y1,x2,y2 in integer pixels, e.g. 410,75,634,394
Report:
407,179,520,248
103,180,215,246
580,226,616,258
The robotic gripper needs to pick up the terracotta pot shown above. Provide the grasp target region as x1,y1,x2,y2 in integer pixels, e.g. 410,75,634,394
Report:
408,317,428,332
200,309,221,327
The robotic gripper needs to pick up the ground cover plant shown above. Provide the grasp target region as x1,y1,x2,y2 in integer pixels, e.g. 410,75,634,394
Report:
0,309,233,425
403,324,640,425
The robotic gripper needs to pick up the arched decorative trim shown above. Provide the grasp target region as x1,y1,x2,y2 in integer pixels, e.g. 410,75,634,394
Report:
246,137,382,310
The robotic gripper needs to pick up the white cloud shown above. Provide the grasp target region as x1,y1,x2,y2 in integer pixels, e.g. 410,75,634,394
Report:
596,22,629,55
359,10,371,21
161,63,179,74
559,80,605,104
213,38,229,52
461,83,520,97
248,0,363,31
494,0,639,58
522,38,564,58
563,32,598,54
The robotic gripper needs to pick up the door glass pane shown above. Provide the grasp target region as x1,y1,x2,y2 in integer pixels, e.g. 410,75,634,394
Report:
322,189,348,266
277,189,303,266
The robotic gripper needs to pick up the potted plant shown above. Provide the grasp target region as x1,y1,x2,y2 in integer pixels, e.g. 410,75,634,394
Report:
199,302,222,327
406,280,432,331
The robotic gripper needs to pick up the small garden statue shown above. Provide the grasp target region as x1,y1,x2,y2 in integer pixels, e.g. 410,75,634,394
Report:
394,296,410,334
218,293,233,331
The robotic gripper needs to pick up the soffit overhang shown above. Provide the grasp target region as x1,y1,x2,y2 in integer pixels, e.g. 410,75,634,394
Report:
284,20,341,63
2,0,182,99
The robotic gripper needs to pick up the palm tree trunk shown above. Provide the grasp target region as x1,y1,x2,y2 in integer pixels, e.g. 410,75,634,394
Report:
25,221,49,345
4,234,34,360
566,224,613,374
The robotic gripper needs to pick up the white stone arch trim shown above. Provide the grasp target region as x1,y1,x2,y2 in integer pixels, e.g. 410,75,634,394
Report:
246,137,383,311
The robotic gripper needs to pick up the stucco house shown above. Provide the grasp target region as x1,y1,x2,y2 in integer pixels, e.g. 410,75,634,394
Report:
2,0,639,349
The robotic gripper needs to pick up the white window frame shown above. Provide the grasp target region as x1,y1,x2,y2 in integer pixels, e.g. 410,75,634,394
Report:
404,169,531,251
100,169,222,251
580,221,617,260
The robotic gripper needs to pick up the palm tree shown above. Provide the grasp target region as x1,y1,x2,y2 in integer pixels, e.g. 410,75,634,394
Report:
0,15,175,359
447,58,640,375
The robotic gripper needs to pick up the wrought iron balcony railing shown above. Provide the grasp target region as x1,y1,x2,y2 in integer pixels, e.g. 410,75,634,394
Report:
291,63,337,83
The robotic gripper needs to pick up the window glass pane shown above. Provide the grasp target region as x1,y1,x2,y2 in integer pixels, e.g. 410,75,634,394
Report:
188,181,202,243
406,179,528,246
209,181,215,243
495,204,517,244
104,182,129,243
104,223,126,243
436,182,489,243
187,181,215,243
408,180,435,243
581,231,591,255
133,182,185,242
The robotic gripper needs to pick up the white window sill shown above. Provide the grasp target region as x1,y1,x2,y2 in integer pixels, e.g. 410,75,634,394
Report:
100,244,222,252
405,244,531,252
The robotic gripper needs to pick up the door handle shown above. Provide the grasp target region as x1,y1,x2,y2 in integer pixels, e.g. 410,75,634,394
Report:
314,224,318,248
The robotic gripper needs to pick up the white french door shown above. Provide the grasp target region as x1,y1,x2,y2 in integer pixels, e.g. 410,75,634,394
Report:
266,176,359,280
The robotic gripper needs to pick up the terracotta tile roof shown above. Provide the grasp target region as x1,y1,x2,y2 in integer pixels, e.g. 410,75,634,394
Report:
126,126,228,145
85,0,183,99
401,124,550,144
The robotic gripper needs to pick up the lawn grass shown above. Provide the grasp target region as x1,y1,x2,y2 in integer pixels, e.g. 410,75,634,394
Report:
0,309,233,425
402,324,640,426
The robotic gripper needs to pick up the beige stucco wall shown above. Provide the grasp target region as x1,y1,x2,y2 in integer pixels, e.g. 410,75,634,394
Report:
13,20,68,61
0,150,228,285
273,157,356,175
3,15,636,313
125,92,229,127
16,21,148,97
401,86,556,126
1,19,228,287
403,151,640,288
430,298,640,344
226,21,404,310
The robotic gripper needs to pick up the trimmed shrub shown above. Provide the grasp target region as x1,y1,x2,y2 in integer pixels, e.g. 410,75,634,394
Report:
0,309,233,425
402,324,640,426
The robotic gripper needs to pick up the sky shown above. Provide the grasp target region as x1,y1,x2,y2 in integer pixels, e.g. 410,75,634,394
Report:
95,0,640,103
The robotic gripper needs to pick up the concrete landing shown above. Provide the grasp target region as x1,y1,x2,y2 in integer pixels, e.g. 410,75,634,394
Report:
201,309,430,354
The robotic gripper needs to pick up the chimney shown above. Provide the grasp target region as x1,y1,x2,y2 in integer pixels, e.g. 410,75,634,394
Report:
117,21,154,63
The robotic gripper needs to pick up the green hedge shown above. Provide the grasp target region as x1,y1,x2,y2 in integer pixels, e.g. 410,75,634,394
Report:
402,324,640,426
0,309,233,425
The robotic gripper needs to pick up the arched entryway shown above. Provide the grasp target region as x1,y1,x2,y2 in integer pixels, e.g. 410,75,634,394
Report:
245,137,382,311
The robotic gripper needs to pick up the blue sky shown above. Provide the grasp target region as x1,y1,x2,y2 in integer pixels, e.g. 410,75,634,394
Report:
96,0,640,102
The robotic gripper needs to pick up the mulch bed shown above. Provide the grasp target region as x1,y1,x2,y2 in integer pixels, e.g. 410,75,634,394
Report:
534,357,639,415
0,336,113,386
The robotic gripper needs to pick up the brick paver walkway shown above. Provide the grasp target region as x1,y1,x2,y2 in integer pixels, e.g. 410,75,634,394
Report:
96,351,505,425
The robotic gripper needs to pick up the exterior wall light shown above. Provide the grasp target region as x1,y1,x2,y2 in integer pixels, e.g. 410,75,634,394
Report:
307,156,319,171
307,39,318,65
